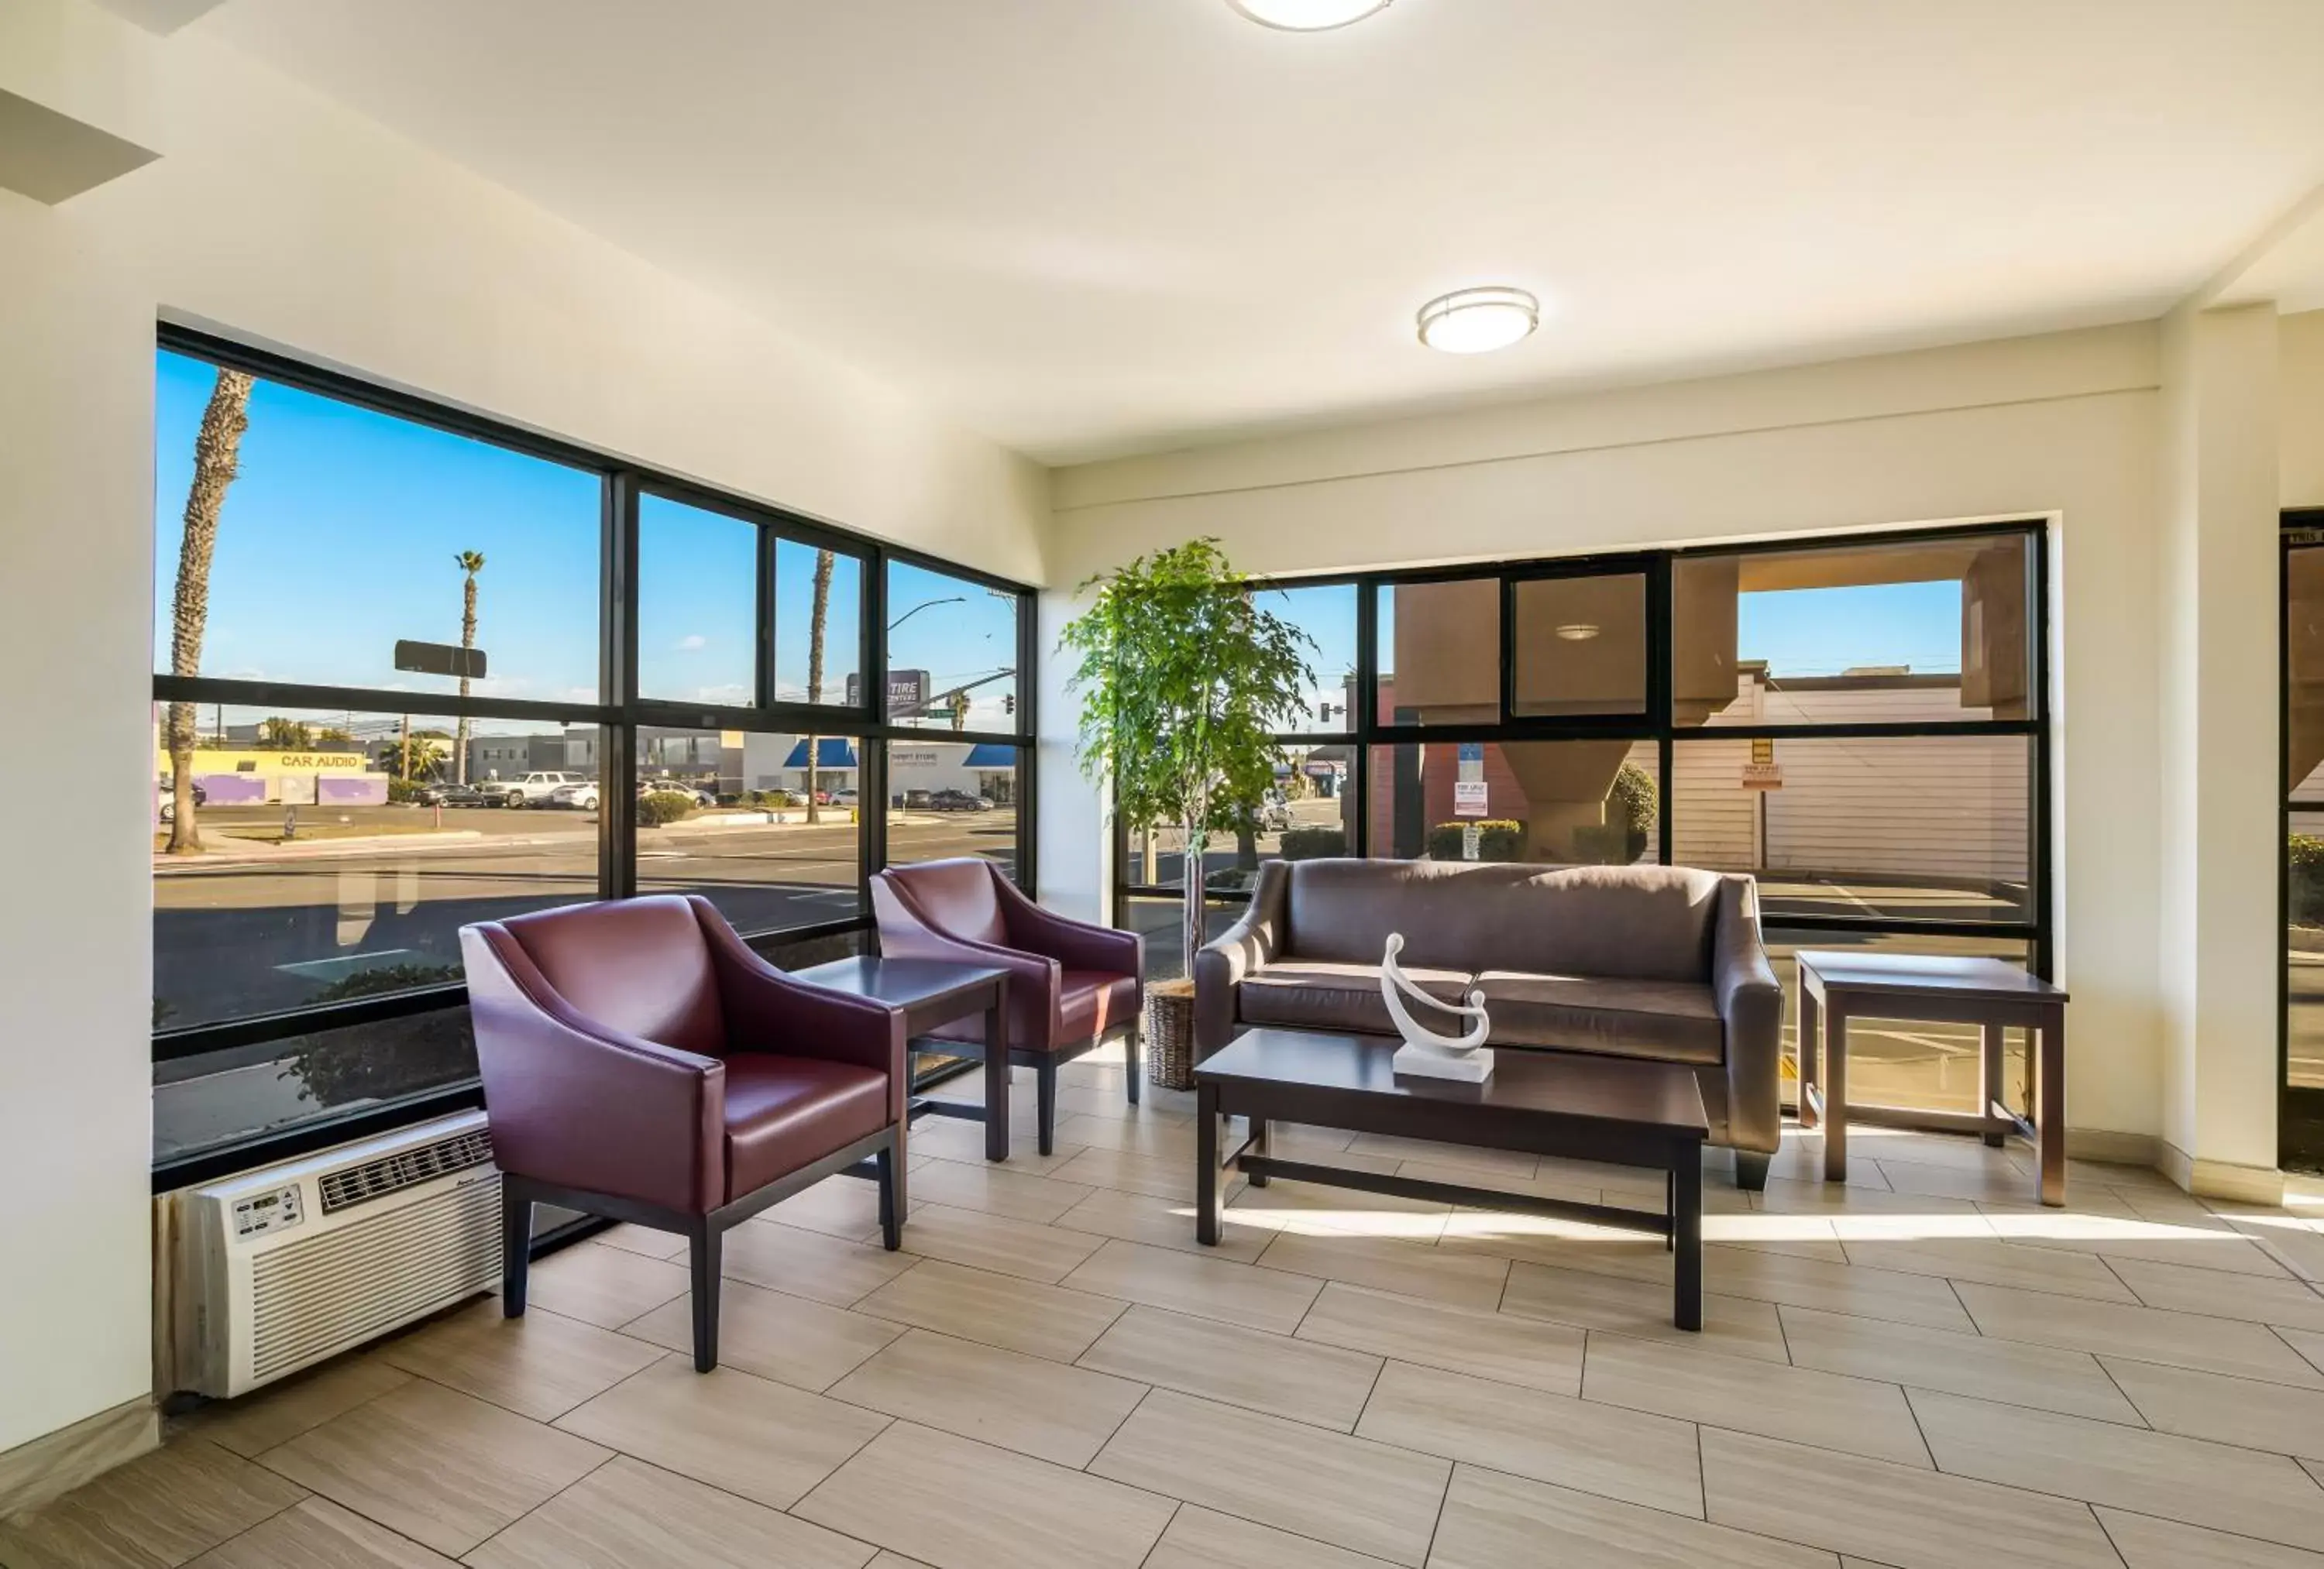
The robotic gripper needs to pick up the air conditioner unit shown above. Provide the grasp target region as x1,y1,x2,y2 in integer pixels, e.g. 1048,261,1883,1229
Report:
160,1110,500,1399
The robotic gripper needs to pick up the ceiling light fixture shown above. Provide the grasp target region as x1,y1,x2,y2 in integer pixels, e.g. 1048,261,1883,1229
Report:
1228,0,1392,31
1418,287,1540,354
1554,623,1601,641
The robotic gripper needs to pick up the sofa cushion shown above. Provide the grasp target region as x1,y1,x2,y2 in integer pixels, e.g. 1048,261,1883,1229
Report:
722,1054,890,1203
1474,971,1724,1064
1238,960,1476,1039
1281,859,1723,983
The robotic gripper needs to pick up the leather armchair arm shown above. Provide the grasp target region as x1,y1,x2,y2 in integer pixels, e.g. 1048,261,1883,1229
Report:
691,898,911,1122
1710,876,1784,1155
995,874,1143,978
460,924,726,1213
1194,860,1287,1059
871,874,1062,1050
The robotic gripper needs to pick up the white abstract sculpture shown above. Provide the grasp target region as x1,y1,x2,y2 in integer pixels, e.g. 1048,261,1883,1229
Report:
1380,933,1495,1083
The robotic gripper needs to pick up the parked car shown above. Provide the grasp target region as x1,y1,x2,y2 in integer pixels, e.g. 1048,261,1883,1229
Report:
928,789,995,812
156,777,208,823
497,771,588,808
833,788,858,805
638,778,715,806
548,781,602,810
413,781,492,808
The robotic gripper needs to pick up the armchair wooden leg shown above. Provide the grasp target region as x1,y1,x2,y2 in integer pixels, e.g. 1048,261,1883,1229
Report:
688,1222,723,1373
1037,1059,1059,1156
500,1180,532,1318
1125,1023,1141,1106
876,1135,904,1251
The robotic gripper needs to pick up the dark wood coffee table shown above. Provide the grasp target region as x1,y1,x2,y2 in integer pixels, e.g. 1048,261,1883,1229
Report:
787,957,1012,1161
1796,951,2070,1206
1194,1028,1711,1330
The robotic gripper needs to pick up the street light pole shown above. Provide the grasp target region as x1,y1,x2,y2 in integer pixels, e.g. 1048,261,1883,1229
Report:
886,595,966,633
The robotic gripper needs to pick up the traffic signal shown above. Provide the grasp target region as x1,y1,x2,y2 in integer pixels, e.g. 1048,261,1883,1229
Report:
1003,694,1016,716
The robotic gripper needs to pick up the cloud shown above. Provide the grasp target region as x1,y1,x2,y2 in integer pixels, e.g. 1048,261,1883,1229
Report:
677,634,707,651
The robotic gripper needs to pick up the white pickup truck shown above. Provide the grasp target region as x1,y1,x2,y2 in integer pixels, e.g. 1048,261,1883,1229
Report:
487,771,587,808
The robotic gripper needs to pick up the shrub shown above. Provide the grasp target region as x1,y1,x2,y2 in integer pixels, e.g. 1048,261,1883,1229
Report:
2294,833,2324,925
638,790,698,828
1428,819,1524,862
311,961,461,1003
1608,760,1658,861
717,792,741,807
387,777,423,804
1278,826,1347,860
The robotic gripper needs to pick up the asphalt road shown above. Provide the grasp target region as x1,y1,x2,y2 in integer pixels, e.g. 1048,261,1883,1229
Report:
155,807,1018,1028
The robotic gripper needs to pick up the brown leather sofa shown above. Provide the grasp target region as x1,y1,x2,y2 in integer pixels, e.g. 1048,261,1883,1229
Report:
462,894,911,1372
871,857,1144,1154
1194,859,1783,1186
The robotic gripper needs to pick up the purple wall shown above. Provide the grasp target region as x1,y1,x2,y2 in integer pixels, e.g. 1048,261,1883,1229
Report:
315,775,389,805
196,774,269,805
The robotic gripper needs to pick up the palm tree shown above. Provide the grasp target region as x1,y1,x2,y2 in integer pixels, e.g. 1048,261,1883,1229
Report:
165,368,255,853
452,551,485,784
803,548,834,823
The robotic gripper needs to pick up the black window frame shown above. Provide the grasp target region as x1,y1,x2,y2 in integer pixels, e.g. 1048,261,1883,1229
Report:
2281,508,2324,1173
151,325,1038,1190
1115,519,2051,993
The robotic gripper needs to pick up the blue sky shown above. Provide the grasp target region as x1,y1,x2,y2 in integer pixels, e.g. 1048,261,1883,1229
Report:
156,351,1011,727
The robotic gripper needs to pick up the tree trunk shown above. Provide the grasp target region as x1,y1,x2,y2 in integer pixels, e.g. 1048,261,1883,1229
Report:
455,571,477,784
166,369,255,853
805,548,833,822
1181,825,1208,982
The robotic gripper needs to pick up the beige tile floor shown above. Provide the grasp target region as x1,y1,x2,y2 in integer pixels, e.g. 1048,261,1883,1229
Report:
10,1051,2324,1569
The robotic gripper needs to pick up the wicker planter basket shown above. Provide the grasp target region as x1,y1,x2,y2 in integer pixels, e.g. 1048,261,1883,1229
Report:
1144,978,1198,1092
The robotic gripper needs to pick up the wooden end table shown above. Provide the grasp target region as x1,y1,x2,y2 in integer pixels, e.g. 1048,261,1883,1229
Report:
1194,1028,1710,1330
1796,951,2070,1207
786,957,1012,1161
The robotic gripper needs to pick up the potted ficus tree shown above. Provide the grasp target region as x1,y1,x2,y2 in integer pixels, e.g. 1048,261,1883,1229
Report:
1063,537,1315,1089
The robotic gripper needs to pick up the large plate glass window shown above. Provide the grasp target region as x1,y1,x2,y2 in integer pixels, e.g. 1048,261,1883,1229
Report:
632,726,863,932
1365,740,1660,865
886,560,1019,730
154,348,601,701
1511,571,1649,717
1375,578,1501,727
638,494,758,706
885,741,1020,880
1671,534,2031,728
1258,582,1360,731
152,705,598,1032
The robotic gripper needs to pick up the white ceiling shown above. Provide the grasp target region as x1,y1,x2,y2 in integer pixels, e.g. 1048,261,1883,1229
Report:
198,0,2324,465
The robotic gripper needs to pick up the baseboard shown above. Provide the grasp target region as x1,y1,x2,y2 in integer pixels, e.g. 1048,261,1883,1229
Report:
0,1394,157,1516
2064,1128,2163,1168
2160,1141,2288,1205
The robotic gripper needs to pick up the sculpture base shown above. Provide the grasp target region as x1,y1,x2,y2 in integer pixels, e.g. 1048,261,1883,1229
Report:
1392,1043,1495,1083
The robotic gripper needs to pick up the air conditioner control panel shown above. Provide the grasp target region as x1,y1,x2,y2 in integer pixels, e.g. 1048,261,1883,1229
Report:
232,1184,304,1238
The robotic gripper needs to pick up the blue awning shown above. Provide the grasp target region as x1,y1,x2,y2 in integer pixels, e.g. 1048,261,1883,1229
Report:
782,738,859,768
962,743,1017,768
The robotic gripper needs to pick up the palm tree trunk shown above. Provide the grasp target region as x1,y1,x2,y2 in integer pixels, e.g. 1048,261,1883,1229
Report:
804,548,834,823
456,570,477,784
166,369,254,853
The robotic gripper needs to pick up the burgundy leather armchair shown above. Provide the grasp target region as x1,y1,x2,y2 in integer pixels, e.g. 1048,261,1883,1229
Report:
871,858,1143,1153
461,894,909,1372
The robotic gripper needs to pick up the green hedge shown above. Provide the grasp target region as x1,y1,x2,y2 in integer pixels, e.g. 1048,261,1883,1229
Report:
2294,833,2324,925
638,790,698,828
1278,826,1347,860
1427,819,1525,862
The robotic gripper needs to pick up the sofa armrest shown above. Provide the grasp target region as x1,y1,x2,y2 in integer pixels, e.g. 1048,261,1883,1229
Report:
460,923,726,1212
1194,860,1288,1059
1710,876,1784,1155
693,899,912,1121
996,874,1144,979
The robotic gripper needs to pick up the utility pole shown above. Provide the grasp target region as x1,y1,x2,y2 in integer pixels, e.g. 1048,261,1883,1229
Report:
399,713,413,781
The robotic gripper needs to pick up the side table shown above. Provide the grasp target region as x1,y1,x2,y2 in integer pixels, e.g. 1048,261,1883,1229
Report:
787,957,1012,1162
1796,952,2070,1207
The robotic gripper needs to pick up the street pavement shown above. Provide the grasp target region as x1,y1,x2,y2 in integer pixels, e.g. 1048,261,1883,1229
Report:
155,807,1017,1029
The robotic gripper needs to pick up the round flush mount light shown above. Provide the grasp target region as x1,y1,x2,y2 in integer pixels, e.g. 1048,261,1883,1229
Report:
1417,286,1540,354
1228,0,1392,30
1554,623,1601,641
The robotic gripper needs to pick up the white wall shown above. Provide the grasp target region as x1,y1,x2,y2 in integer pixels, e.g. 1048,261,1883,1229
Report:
0,0,1045,1464
1042,324,2166,1145
2287,309,2324,508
